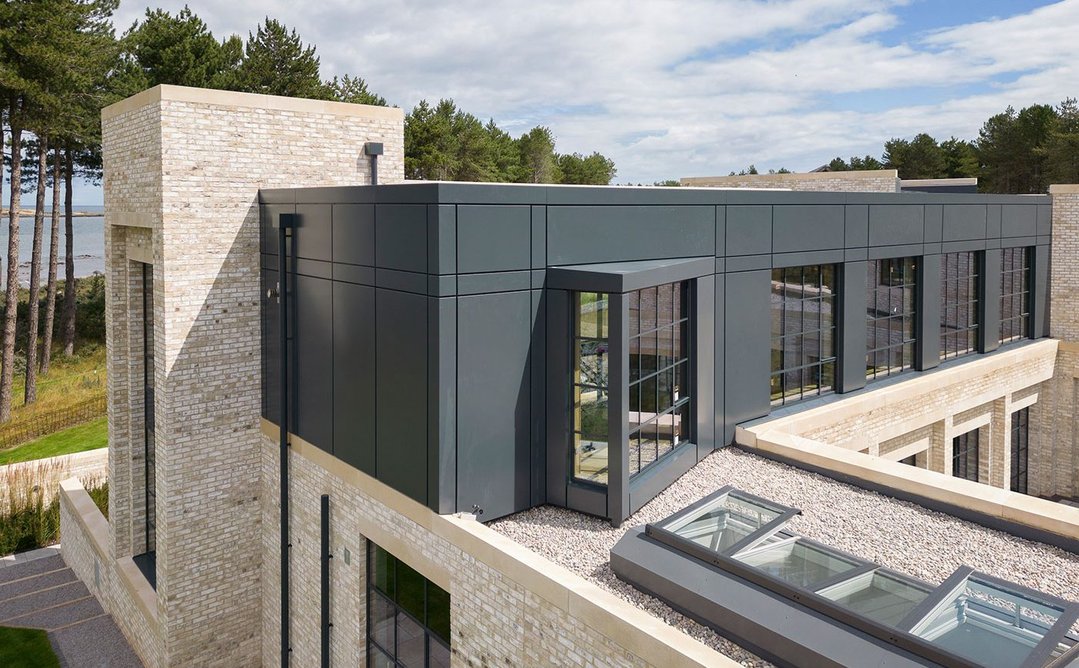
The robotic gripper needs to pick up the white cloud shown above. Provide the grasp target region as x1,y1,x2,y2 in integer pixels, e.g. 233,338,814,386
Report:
101,0,1079,187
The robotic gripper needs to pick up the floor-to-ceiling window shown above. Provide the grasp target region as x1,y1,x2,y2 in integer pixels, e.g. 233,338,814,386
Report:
1010,407,1029,494
770,265,837,405
940,252,979,360
367,543,451,668
138,262,156,588
628,281,691,477
1000,247,1031,344
866,258,917,381
952,429,980,483
572,292,610,485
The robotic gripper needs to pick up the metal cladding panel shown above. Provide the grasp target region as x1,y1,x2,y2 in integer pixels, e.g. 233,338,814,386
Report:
924,205,943,243
529,290,547,506
456,291,533,520
714,274,727,444
771,205,844,253
987,205,1002,238
426,204,456,275
725,206,772,256
695,275,716,452
845,205,869,247
333,282,376,475
868,205,924,246
261,267,280,423
1037,204,1052,236
838,262,868,394
292,274,334,452
294,204,333,262
1034,245,1050,338
1001,204,1038,237
918,254,941,371
375,204,428,273
546,205,715,265
724,270,771,429
457,205,531,273
942,205,987,241
332,204,375,267
545,289,571,507
429,297,457,513
981,249,1002,353
260,203,294,256
376,289,429,504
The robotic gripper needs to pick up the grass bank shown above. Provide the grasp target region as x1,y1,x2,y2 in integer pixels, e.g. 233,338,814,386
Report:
0,417,107,466
0,626,60,667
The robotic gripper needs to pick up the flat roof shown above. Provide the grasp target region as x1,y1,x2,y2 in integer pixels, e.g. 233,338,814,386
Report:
490,447,1079,666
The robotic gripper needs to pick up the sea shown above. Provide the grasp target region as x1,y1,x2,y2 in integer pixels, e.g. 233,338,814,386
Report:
0,205,104,286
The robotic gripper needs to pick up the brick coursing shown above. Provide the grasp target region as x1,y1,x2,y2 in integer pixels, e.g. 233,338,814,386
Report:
681,172,900,192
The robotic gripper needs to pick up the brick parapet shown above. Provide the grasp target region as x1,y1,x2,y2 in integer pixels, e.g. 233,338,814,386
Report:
681,170,900,193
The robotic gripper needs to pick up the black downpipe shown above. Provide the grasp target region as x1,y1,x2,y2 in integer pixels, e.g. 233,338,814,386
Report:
321,494,332,667
278,213,295,666
364,142,383,186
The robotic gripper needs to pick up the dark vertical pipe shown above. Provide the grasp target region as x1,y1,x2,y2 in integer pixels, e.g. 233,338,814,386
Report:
364,142,383,187
321,494,331,667
370,155,378,186
278,213,295,666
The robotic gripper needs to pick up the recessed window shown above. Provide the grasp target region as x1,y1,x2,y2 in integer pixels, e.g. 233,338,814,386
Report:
866,258,917,381
770,265,837,405
939,252,979,360
367,543,450,668
628,282,691,477
952,430,979,482
1010,407,1029,494
1000,247,1031,344
572,292,610,485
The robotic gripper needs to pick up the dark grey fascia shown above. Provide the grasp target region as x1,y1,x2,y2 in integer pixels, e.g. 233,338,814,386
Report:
547,256,715,294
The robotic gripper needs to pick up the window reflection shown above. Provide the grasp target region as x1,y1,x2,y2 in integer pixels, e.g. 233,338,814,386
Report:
866,258,916,380
573,292,610,485
770,265,837,405
940,252,979,360
1000,247,1031,344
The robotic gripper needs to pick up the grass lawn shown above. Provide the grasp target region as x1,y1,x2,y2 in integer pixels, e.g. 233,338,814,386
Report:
0,626,60,667
0,417,107,466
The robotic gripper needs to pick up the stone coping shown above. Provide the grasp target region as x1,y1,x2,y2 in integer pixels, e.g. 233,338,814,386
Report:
102,84,405,122
262,418,737,668
1050,184,1079,194
737,428,1079,542
59,477,160,625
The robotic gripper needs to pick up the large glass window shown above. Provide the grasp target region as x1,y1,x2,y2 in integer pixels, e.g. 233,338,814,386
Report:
866,258,917,381
770,265,837,405
367,543,451,668
572,292,610,485
1010,407,1029,494
952,429,979,482
939,252,979,360
1000,247,1031,344
628,282,690,477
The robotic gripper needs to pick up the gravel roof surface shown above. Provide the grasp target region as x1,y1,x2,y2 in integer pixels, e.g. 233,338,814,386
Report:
489,446,1079,667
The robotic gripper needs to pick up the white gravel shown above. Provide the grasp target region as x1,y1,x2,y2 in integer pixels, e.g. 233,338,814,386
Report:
489,446,1079,667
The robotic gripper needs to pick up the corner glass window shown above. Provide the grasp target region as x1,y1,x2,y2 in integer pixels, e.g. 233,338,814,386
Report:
770,265,837,405
367,542,451,668
952,429,980,482
1001,247,1031,344
867,258,917,381
940,252,979,360
572,292,610,485
628,281,691,477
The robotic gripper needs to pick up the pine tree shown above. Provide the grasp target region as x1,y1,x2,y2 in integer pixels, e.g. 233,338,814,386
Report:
237,18,328,98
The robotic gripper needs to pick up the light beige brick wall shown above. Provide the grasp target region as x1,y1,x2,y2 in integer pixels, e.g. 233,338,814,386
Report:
67,84,406,667
1032,185,1079,499
681,169,900,192
755,341,1056,493
258,427,729,668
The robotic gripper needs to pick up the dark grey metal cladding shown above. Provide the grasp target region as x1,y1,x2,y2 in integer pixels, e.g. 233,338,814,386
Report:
1001,204,1038,237
428,297,456,513
260,203,294,256
293,205,333,262
291,274,333,451
726,206,771,256
376,288,429,504
544,289,571,508
529,289,547,506
332,204,375,266
1034,245,1051,338
456,291,532,520
456,205,531,273
942,205,987,241
981,249,1002,354
546,257,714,294
868,205,924,246
376,204,427,272
333,282,376,474
546,205,715,265
724,270,771,431
838,262,868,393
695,275,716,453
772,205,845,253
917,254,941,372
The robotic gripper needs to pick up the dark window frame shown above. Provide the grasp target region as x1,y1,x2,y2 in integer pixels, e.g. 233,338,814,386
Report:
142,263,156,557
366,542,451,668
952,429,980,483
1000,247,1031,344
939,252,979,361
627,281,692,478
770,264,838,406
571,291,611,486
866,258,918,381
1010,407,1029,494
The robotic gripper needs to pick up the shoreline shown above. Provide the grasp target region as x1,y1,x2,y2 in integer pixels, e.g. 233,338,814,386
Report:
1,209,101,218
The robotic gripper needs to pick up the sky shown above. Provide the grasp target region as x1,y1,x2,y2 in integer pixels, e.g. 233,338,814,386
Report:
71,0,1079,203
